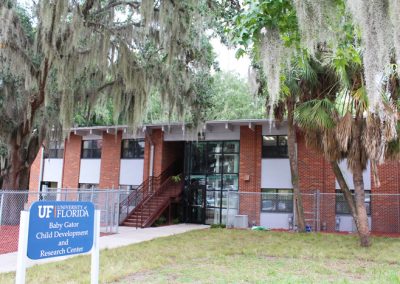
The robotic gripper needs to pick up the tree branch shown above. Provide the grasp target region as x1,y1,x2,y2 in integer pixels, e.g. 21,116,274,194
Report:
90,1,141,17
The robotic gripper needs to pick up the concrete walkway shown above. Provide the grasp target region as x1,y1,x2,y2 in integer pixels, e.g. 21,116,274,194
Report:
0,224,209,273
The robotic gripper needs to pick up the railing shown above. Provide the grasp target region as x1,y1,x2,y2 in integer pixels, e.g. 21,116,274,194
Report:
118,160,182,224
137,177,183,228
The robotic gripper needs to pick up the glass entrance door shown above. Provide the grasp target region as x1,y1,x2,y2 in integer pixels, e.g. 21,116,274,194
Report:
188,175,206,223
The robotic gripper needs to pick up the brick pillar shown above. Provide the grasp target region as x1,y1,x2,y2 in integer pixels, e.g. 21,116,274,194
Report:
152,129,164,177
298,134,336,231
371,161,400,233
28,148,43,205
62,134,82,189
142,129,183,183
143,134,151,182
99,132,122,189
29,148,42,192
239,126,262,226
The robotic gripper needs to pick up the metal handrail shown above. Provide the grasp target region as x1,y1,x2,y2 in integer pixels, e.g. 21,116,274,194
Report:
138,177,183,228
118,160,182,225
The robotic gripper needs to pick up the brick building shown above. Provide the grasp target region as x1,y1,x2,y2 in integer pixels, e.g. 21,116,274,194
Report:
28,119,400,233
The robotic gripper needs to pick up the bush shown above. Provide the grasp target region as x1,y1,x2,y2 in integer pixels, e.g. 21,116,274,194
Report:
153,216,167,227
210,224,226,229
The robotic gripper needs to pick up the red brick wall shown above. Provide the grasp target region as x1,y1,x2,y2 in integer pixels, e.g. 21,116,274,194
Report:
371,161,400,232
62,134,82,189
297,134,336,231
28,148,43,205
99,132,122,189
152,129,164,177
29,148,42,192
239,126,262,225
143,134,151,181
142,129,183,181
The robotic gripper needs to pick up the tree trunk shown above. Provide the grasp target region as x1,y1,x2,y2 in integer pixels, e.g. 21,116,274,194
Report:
1,143,29,225
331,162,357,220
351,118,371,247
331,161,366,232
287,100,306,232
352,162,370,247
1,130,40,225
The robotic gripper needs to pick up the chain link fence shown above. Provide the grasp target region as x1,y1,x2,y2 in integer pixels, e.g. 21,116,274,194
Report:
0,189,124,255
227,191,400,234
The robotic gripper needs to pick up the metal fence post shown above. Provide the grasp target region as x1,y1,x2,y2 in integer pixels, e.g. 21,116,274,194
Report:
105,190,109,233
0,192,3,225
116,189,120,233
226,189,230,228
315,190,321,232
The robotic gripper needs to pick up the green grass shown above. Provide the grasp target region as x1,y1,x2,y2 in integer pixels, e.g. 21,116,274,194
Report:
1,229,400,283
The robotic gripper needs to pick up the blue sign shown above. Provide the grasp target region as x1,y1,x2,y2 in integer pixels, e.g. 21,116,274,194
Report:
27,201,95,260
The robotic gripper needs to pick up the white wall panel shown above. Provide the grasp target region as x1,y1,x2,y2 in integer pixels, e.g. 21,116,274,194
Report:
260,213,293,229
119,159,144,186
335,160,371,190
42,158,63,187
261,159,292,188
163,124,240,141
262,122,288,135
79,159,101,184
336,215,371,232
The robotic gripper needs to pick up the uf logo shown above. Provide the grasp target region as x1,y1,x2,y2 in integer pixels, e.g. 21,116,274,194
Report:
38,205,54,218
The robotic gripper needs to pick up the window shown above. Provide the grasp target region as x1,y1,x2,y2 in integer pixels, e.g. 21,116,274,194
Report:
261,189,293,213
119,185,139,191
44,141,64,159
121,139,145,159
81,140,102,159
78,183,98,202
185,141,240,224
336,190,371,215
39,181,58,201
262,135,288,158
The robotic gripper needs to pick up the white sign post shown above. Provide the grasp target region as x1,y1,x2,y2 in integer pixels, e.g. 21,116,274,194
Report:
15,202,100,284
91,210,100,284
15,211,29,284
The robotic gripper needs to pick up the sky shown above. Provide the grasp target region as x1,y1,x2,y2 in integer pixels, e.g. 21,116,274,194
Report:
210,38,251,79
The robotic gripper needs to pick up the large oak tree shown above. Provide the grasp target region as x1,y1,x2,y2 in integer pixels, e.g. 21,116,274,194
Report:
0,0,214,190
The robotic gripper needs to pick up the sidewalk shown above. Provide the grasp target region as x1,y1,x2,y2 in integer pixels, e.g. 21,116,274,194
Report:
0,224,209,273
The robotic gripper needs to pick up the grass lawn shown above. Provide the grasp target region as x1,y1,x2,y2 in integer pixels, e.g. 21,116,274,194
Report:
1,229,400,283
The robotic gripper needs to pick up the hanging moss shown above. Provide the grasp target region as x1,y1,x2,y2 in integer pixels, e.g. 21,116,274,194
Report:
293,0,339,55
259,27,290,122
345,0,392,114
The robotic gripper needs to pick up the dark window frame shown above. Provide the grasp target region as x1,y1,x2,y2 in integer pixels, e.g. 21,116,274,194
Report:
44,141,64,159
81,140,102,159
185,141,240,224
261,189,293,213
262,135,288,158
121,139,145,159
336,190,371,216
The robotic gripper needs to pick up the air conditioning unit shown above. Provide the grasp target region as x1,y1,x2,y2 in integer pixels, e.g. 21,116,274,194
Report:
234,215,248,229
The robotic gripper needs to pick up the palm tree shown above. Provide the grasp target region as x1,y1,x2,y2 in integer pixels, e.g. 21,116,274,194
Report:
270,53,340,232
295,88,398,247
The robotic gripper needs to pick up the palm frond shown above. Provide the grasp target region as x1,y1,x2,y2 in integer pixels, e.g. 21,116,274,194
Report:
352,86,368,112
295,98,336,131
